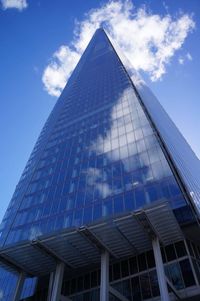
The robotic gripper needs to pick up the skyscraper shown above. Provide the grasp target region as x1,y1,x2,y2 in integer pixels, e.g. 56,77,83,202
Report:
0,28,200,301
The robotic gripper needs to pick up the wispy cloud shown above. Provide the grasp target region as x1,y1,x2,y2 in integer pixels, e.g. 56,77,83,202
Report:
178,52,193,65
1,0,28,11
42,0,195,97
186,52,193,61
87,168,112,198
178,57,184,65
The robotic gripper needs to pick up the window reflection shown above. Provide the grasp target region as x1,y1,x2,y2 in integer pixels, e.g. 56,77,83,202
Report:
1,29,190,248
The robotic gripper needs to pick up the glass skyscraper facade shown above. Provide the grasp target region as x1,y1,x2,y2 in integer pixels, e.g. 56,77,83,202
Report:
0,28,200,301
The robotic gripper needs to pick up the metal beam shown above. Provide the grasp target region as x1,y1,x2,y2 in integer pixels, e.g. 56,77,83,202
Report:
113,223,138,254
12,272,25,301
152,237,170,301
0,202,185,277
109,286,130,301
79,227,117,258
60,295,72,301
32,240,73,269
0,253,32,276
135,210,155,239
50,262,65,301
100,250,109,301
165,276,181,300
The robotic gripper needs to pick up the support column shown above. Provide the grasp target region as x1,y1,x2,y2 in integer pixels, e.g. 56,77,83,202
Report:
50,262,65,301
152,237,170,301
100,250,109,301
13,272,25,301
47,272,54,301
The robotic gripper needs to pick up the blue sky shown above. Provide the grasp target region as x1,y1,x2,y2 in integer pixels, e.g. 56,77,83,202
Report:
0,0,199,221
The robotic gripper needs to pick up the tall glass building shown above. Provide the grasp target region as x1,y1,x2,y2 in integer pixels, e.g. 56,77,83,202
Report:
1,28,200,301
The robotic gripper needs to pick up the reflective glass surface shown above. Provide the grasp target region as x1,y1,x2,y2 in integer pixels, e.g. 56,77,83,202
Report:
0,29,196,300
0,29,192,250
0,265,18,301
135,73,200,216
0,264,36,301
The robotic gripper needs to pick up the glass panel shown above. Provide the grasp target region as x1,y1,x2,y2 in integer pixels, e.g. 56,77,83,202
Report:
146,250,155,268
121,260,129,277
149,270,160,297
165,244,177,261
129,257,138,275
71,279,77,294
140,273,152,299
121,279,132,299
113,262,121,280
84,273,90,290
135,188,146,208
167,262,184,290
91,271,98,287
138,254,147,271
124,191,135,211
77,277,84,291
131,276,142,301
113,195,124,214
174,241,187,258
192,259,200,284
180,259,196,287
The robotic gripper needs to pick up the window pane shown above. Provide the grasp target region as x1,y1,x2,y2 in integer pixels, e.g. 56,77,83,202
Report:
146,250,155,268
113,263,121,280
129,257,138,275
165,244,177,261
140,273,152,299
149,270,160,297
113,195,124,214
138,253,147,271
175,241,187,258
135,187,146,208
121,260,129,277
167,262,184,290
180,259,195,287
121,279,131,299
124,191,135,211
131,276,141,301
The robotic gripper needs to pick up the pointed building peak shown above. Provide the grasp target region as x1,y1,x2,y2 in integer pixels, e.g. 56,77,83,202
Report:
94,27,107,36
96,27,105,32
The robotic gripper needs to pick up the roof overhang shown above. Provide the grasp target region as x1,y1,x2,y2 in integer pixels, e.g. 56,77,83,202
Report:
0,201,183,276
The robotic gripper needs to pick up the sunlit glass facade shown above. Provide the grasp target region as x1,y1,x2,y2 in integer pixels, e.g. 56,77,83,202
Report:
0,28,200,301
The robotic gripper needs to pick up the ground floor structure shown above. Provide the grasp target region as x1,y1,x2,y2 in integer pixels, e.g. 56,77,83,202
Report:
23,239,200,301
2,204,200,301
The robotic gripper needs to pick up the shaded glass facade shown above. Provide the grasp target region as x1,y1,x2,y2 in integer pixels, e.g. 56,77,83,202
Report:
0,28,199,300
19,240,200,301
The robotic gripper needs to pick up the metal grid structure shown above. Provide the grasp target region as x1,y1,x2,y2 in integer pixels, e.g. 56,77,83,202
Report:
0,201,183,277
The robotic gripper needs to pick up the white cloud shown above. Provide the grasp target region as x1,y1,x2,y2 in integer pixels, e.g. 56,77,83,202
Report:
1,0,28,10
178,57,184,65
87,168,112,198
186,52,193,61
29,225,42,239
42,0,195,97
42,46,80,96
87,87,158,196
178,52,193,65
